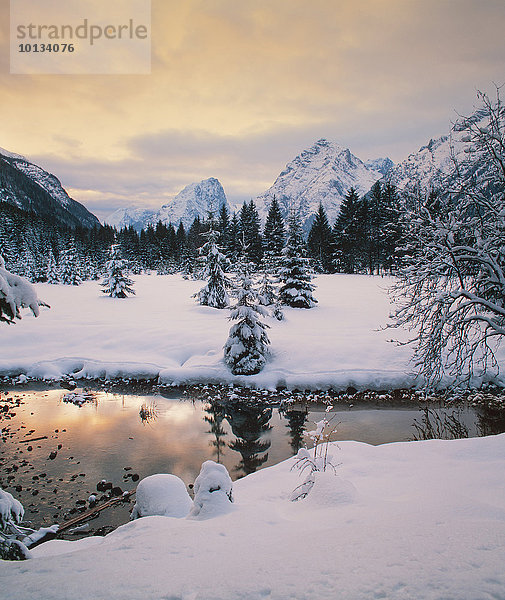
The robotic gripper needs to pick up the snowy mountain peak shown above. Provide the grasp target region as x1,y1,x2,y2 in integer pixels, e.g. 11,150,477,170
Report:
256,139,384,230
105,177,231,231
0,146,26,161
365,157,394,176
0,146,100,229
385,128,477,196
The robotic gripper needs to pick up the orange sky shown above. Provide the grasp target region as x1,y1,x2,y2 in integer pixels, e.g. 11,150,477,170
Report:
1,0,504,219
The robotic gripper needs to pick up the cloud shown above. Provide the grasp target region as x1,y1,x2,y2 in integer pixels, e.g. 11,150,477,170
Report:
1,0,504,220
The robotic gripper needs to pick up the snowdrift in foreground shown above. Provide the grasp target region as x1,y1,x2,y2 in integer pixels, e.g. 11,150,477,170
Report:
3,434,505,600
1,274,503,389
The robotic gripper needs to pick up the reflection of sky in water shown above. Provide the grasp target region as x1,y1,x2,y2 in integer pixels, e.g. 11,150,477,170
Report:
1,389,494,533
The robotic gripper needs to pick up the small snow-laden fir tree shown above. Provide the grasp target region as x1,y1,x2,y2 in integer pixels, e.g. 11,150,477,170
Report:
59,244,83,285
258,272,277,306
0,255,46,324
101,244,135,298
262,195,285,274
45,251,59,284
194,226,231,308
278,211,317,309
224,272,270,375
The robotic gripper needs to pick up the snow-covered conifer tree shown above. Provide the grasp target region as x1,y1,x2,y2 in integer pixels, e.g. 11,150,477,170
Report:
278,211,317,308
101,245,135,298
59,245,83,285
45,251,59,284
258,272,277,306
224,272,270,375
194,226,230,309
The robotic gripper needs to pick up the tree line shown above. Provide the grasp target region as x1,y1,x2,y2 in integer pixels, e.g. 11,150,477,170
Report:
0,181,404,282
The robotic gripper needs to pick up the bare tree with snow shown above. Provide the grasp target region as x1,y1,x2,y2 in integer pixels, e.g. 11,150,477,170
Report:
390,89,505,388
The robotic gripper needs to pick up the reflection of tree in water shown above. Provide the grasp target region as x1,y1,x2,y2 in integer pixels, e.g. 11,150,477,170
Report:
412,407,469,441
204,401,227,463
279,407,308,454
225,402,273,477
475,406,505,437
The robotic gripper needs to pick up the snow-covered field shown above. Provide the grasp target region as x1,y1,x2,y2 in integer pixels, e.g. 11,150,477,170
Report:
1,273,420,389
2,434,505,599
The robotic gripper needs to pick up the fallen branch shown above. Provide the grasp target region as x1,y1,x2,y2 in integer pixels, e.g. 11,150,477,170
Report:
56,489,137,535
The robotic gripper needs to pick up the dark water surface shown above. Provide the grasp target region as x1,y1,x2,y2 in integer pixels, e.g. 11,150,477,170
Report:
1,387,504,537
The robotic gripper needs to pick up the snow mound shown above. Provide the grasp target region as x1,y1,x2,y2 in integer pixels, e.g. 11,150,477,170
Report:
188,461,234,520
303,471,357,507
130,474,192,520
0,488,24,526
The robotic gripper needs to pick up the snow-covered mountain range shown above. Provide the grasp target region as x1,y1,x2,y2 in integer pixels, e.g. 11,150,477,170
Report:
384,107,490,197
255,139,390,229
0,147,100,229
105,140,391,233
105,177,230,231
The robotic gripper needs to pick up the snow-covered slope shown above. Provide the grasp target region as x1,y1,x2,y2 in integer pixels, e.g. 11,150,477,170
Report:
104,207,158,231
105,178,230,231
256,139,387,230
365,157,394,176
385,107,490,198
0,148,100,229
5,434,505,600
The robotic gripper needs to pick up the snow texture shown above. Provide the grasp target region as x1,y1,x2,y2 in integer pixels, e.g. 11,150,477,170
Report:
130,474,193,520
4,434,505,599
2,273,504,389
188,461,233,520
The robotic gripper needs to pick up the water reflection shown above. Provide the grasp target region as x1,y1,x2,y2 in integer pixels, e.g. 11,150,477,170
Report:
138,401,158,425
475,406,505,437
224,402,273,477
279,406,309,454
204,402,227,463
412,407,470,441
1,388,505,536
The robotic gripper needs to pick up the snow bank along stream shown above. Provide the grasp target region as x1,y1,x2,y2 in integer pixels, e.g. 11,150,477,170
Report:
1,385,503,540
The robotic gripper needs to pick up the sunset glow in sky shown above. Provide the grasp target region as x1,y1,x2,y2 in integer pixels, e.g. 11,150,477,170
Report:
1,0,504,220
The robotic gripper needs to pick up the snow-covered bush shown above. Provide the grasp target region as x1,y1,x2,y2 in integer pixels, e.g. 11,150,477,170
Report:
0,488,31,560
290,406,339,501
130,474,192,520
0,256,45,324
188,461,233,520
224,272,270,375
101,245,135,299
